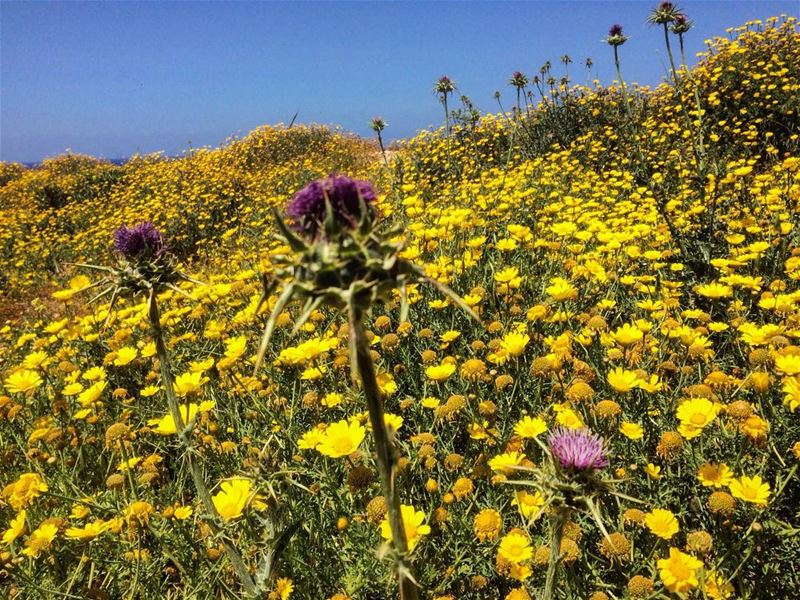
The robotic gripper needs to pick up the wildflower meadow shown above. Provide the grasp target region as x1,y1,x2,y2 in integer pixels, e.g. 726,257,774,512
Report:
1,7,799,600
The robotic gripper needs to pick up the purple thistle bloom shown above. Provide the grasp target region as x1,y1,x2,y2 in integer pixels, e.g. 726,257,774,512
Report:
609,24,624,37
286,175,377,238
548,427,609,472
113,222,165,259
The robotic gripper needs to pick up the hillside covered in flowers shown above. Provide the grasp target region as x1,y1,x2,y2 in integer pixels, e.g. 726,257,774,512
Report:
1,12,799,600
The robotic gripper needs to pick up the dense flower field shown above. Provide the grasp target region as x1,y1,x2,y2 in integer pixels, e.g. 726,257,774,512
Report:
1,12,799,600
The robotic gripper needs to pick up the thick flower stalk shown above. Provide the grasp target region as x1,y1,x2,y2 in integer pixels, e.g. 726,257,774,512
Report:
370,117,389,167
544,428,609,598
255,175,478,599
80,223,258,596
505,427,629,599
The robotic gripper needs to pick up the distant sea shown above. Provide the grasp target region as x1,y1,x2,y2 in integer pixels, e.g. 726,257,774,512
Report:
22,157,128,168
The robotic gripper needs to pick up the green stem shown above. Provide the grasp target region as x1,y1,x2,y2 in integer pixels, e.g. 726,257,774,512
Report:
663,24,679,86
614,46,632,119
377,132,389,168
351,311,420,600
147,289,257,596
543,507,570,599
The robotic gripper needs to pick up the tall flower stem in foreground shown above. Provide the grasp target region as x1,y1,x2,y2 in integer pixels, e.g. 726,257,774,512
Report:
255,175,480,599
350,307,418,599
510,428,616,600
543,506,570,599
82,223,257,596
371,117,389,168
147,288,257,596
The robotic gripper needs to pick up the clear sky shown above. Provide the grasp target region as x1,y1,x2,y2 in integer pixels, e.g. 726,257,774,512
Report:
1,1,796,163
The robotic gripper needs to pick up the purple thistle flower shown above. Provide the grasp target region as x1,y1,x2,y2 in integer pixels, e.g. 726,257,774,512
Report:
548,427,609,472
286,175,377,238
609,24,624,37
113,222,165,259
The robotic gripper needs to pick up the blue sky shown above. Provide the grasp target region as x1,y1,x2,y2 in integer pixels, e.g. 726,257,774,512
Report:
1,1,795,163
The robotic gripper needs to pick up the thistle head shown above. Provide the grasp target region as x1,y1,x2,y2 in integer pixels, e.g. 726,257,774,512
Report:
648,2,680,25
113,222,165,260
671,13,692,34
370,117,387,133
548,427,609,473
606,24,628,46
434,76,456,96
508,71,529,89
286,175,377,239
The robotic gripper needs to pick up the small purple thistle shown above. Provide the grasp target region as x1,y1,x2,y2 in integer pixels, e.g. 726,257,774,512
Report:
548,427,609,472
286,175,377,238
609,24,624,37
113,222,165,259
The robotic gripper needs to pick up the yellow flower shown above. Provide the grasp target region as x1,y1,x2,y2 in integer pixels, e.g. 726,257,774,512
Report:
2,473,48,511
212,478,254,521
513,416,547,439
488,452,525,475
782,376,800,411
173,505,193,520
22,522,58,558
607,367,639,393
2,510,26,545
377,372,398,396
425,362,456,382
473,508,502,542
705,570,735,599
657,547,703,593
276,336,339,366
147,401,215,435
645,508,679,540
775,354,800,376
498,531,533,564
697,463,734,488
82,366,106,381
421,396,440,409
500,332,530,357
321,392,344,407
316,420,366,458
140,385,160,398
495,267,522,294
380,504,430,551
52,274,91,300
65,519,108,541
620,422,644,440
696,282,733,299
22,351,49,370
173,371,209,397
274,577,294,600
383,413,404,433
124,501,155,525
297,426,326,450
77,380,107,407
676,397,721,439
728,475,771,506
545,277,578,302
4,369,43,395
61,382,84,396
224,335,247,360
645,463,662,480
512,490,545,520
611,323,644,347
112,346,138,367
